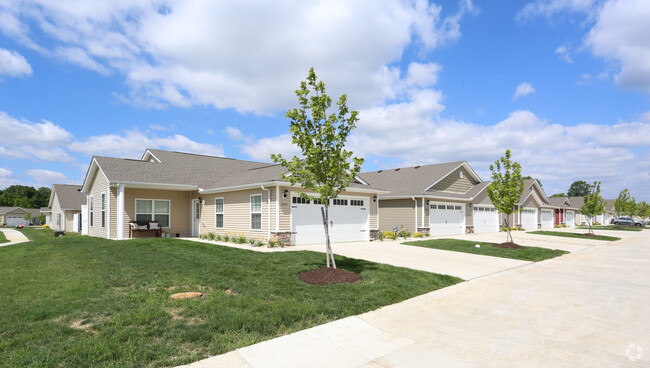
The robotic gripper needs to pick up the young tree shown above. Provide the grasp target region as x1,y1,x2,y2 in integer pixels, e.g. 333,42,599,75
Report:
580,181,606,234
23,213,32,225
487,149,524,243
636,201,650,220
272,68,363,269
614,189,635,216
37,212,46,225
567,180,591,197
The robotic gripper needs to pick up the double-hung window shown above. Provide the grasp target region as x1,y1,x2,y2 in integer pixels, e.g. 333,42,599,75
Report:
101,193,106,228
89,196,94,227
135,199,170,227
215,198,224,228
250,194,262,230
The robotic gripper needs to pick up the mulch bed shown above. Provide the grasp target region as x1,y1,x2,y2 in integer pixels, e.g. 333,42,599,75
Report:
298,267,363,285
493,242,523,249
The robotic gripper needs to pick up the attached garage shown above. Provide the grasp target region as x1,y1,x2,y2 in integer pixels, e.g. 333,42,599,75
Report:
291,196,369,246
566,211,575,227
473,205,499,233
6,215,27,227
521,208,537,230
541,209,554,229
430,202,465,236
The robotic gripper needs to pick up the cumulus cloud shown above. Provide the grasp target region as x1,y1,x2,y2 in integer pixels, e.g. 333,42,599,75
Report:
0,48,32,77
0,0,475,113
240,134,300,163
26,169,69,184
516,0,598,21
0,112,73,146
68,129,224,159
513,82,536,100
555,44,573,63
0,167,17,188
585,0,650,94
223,126,245,141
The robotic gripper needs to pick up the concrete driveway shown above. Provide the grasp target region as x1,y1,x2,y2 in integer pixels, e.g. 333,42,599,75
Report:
180,230,648,367
0,228,29,247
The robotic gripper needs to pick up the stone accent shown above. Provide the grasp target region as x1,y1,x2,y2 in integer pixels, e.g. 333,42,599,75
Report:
465,225,474,234
370,229,381,241
271,231,292,247
417,227,430,236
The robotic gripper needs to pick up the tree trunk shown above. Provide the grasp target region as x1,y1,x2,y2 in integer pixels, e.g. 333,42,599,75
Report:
504,217,513,243
587,217,593,235
321,205,336,269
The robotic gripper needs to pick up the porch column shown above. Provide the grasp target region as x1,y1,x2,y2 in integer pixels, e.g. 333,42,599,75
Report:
117,184,125,240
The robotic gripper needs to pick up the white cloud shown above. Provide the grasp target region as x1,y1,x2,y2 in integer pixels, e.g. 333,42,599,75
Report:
0,167,17,188
68,129,224,159
640,111,650,122
555,44,573,63
241,134,300,163
223,126,245,141
0,48,32,77
516,0,598,21
0,0,475,113
25,169,69,185
0,112,73,146
513,82,536,101
585,0,650,94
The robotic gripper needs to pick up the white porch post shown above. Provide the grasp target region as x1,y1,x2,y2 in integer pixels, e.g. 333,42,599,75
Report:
117,184,125,240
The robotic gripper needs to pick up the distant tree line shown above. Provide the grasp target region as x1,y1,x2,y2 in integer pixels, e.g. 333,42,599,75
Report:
0,185,51,208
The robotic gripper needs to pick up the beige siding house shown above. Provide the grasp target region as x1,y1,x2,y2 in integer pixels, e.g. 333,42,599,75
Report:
358,162,498,235
0,207,40,226
80,149,385,245
48,184,86,232
503,179,554,230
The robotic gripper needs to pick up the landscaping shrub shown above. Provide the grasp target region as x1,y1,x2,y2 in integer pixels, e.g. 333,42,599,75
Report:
398,230,411,238
413,232,423,238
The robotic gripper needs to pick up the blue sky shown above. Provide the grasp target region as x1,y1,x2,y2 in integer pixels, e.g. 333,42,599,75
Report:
0,0,649,200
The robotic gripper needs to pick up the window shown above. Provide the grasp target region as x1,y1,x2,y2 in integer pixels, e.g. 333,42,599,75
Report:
350,199,364,206
89,196,94,227
430,204,437,209
135,199,170,227
454,205,461,210
101,193,106,228
333,199,348,206
292,197,309,204
251,195,262,230
215,198,224,228
56,213,61,227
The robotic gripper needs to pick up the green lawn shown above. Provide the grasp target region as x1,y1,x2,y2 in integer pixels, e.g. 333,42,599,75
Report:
0,236,461,367
576,225,642,232
0,231,7,243
530,230,620,241
403,238,568,262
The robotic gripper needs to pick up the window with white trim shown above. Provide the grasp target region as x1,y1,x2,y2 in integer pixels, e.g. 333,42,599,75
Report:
89,196,94,227
215,198,224,228
101,193,106,228
292,197,309,204
333,199,348,206
135,199,170,227
251,194,262,230
350,200,364,206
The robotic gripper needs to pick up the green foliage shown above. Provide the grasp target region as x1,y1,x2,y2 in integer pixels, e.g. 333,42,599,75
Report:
382,231,397,240
487,149,524,242
207,232,215,240
636,201,650,219
614,189,636,216
23,213,32,221
567,180,591,197
413,232,423,238
397,230,411,238
550,193,566,198
580,181,607,235
271,68,363,268
0,185,51,208
37,213,46,224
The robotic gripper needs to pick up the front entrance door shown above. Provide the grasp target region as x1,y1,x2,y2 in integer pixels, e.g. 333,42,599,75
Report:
192,200,201,236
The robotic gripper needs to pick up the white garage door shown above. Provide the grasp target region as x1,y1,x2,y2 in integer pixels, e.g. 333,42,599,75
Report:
473,205,499,233
6,215,27,227
430,203,465,236
291,196,369,246
521,208,537,230
596,214,604,224
566,211,575,227
541,209,554,229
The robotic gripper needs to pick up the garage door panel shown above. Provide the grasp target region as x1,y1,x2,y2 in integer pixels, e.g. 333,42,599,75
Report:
473,206,499,233
566,211,575,227
6,215,27,227
521,208,537,230
430,203,465,236
541,209,554,229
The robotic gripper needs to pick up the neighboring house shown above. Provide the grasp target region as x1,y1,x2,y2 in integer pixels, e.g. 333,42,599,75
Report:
357,162,498,235
549,197,578,227
48,184,86,232
80,149,386,245
502,179,554,230
41,207,51,226
0,207,40,226
569,196,613,226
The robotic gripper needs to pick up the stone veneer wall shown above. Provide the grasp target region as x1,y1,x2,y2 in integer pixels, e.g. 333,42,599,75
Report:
271,231,292,246
465,225,474,234
416,227,430,236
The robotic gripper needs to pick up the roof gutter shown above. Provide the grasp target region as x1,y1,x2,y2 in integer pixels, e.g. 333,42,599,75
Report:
108,182,199,191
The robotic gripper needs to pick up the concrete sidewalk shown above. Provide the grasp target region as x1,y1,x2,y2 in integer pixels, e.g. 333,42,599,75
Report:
179,230,648,368
0,228,30,247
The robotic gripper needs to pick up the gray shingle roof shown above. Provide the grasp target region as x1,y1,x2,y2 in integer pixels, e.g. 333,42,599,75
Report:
357,161,466,197
520,179,551,206
568,196,585,208
52,184,86,209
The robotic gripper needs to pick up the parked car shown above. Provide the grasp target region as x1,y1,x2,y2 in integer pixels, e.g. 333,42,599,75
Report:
612,217,646,227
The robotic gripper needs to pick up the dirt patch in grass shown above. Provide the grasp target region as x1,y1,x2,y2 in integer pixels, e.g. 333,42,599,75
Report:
69,319,93,330
493,242,523,249
298,267,362,285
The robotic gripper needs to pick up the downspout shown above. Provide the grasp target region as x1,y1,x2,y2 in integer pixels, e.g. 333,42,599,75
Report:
261,185,271,241
412,197,418,233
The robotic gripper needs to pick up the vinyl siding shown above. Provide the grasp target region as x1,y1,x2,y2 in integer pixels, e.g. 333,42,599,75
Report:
379,198,417,233
50,192,64,231
88,169,109,238
65,211,75,232
123,188,193,238
429,166,477,193
199,188,271,239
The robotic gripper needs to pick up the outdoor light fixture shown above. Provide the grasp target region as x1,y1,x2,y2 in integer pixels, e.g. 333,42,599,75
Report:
469,203,473,208
372,195,377,203
426,200,430,206
198,197,203,204
283,189,289,198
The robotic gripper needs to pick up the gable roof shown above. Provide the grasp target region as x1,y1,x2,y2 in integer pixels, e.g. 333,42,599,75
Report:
549,196,578,209
568,196,585,208
357,161,483,199
82,149,385,194
519,179,551,207
50,184,86,210
0,206,40,215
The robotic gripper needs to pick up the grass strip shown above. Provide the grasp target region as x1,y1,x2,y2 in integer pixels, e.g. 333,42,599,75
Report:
404,238,568,262
576,225,642,232
530,230,620,241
